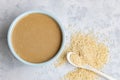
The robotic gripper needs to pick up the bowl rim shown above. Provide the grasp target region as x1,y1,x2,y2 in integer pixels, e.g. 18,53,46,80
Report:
7,10,65,66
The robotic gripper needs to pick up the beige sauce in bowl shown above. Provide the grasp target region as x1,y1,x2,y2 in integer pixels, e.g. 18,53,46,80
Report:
12,13,62,63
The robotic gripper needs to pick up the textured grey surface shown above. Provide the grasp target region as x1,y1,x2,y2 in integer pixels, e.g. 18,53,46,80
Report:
0,0,120,80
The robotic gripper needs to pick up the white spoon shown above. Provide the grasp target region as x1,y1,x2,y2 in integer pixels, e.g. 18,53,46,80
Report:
67,52,116,80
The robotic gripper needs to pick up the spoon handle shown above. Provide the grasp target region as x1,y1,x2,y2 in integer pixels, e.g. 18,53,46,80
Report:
81,66,116,80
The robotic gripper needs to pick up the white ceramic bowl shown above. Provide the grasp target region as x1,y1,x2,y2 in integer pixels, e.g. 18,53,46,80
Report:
7,10,65,65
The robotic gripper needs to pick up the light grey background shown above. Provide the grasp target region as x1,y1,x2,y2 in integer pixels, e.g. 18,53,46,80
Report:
0,0,120,80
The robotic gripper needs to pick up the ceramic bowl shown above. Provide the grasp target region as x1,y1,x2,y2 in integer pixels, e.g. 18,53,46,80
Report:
7,10,65,65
